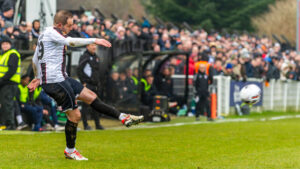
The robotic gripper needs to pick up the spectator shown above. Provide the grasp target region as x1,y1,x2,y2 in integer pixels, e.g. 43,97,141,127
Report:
252,57,264,79
232,57,245,81
266,56,280,81
240,49,253,78
224,63,238,81
93,25,101,38
129,68,139,94
158,33,169,50
0,2,14,22
14,21,29,50
37,90,64,131
155,67,173,97
106,71,120,104
17,75,43,131
0,36,20,130
14,98,28,130
130,24,141,40
3,21,14,39
118,72,136,104
213,58,224,75
116,26,125,40
104,20,116,40
141,75,157,107
77,43,103,130
81,25,94,38
194,64,213,121
68,21,81,37
31,20,40,40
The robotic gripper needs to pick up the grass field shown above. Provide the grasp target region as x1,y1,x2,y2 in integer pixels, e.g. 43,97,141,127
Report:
2,112,300,169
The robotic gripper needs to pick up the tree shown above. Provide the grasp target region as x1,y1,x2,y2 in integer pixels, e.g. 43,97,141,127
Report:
252,0,296,46
145,0,275,31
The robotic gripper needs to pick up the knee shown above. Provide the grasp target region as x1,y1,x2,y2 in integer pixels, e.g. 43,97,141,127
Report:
78,87,98,104
87,92,97,104
68,109,81,123
74,111,81,123
90,91,97,100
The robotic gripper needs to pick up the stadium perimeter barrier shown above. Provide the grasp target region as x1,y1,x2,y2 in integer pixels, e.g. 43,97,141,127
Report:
172,75,300,117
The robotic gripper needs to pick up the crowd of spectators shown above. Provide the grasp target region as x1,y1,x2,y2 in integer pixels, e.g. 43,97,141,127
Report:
1,7,299,82
65,12,300,82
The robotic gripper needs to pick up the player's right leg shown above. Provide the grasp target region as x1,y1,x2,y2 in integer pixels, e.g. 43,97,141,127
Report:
77,87,144,127
63,77,143,127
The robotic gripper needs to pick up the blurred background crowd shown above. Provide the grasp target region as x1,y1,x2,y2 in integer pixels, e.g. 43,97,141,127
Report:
0,0,299,131
2,7,300,82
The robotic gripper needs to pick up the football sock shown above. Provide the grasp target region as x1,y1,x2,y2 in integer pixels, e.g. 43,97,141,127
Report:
119,113,128,121
65,120,78,149
65,147,75,154
90,98,121,119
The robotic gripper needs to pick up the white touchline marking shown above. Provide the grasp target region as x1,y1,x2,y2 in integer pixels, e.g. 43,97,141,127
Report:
1,115,300,134
112,115,300,130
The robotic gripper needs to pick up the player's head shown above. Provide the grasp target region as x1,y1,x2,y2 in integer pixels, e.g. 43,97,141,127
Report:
54,10,73,34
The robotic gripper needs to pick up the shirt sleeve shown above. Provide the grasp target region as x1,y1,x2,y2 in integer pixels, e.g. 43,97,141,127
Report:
32,45,41,79
50,29,96,47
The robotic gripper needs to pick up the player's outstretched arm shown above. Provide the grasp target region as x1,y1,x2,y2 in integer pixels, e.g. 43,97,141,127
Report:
65,37,111,48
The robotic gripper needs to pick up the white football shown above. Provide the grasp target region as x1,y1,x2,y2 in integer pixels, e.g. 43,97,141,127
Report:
240,84,261,104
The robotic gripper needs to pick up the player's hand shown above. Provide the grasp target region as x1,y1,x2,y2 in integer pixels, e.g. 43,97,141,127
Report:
95,39,112,48
28,78,40,92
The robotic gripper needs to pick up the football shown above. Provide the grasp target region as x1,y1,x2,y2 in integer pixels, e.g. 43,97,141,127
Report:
240,84,261,105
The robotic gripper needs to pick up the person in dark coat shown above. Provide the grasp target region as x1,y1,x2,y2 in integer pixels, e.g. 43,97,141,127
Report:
155,67,173,97
77,43,103,130
194,64,213,121
141,75,157,108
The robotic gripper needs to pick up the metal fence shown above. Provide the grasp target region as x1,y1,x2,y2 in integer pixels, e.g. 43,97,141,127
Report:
263,80,300,112
172,75,300,116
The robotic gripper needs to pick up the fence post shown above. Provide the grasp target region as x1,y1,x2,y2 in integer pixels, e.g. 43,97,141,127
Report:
283,82,288,112
270,80,274,111
224,76,231,115
215,76,222,116
297,82,300,111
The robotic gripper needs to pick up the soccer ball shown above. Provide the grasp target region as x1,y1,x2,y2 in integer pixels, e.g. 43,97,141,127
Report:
240,84,261,105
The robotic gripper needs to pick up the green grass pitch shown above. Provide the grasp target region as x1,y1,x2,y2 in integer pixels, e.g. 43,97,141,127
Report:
2,113,300,169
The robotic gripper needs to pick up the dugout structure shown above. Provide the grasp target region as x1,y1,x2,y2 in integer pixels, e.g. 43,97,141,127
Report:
20,39,191,120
